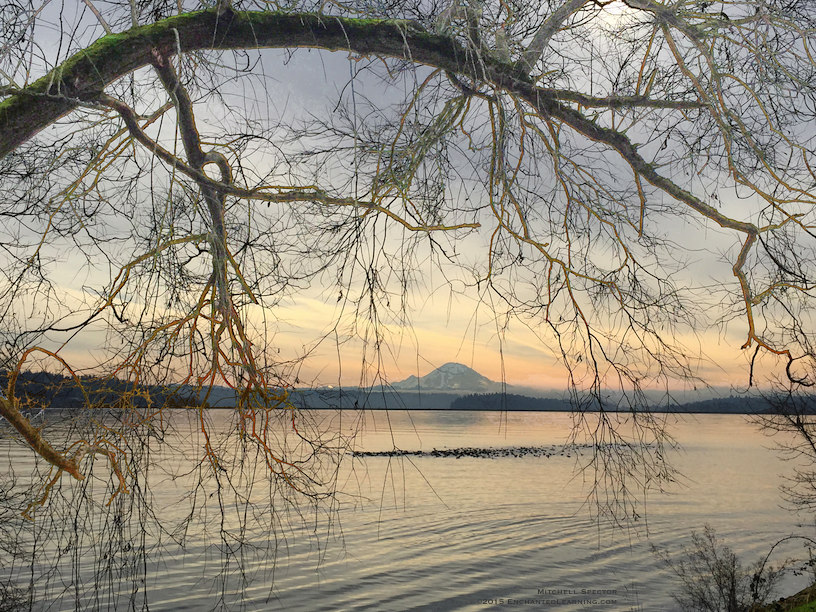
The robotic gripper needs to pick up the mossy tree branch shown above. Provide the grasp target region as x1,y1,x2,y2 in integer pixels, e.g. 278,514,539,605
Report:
0,9,701,159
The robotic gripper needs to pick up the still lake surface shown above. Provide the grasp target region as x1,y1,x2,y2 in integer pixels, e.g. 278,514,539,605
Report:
2,409,813,611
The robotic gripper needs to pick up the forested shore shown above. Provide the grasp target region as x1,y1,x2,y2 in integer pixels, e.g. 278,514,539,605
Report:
0,371,805,414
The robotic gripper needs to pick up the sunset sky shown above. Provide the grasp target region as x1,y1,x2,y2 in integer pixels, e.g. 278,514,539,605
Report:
259,274,769,393
210,51,774,393
7,5,795,399
23,46,775,397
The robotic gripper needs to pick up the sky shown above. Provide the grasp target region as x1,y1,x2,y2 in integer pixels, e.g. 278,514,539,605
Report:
177,49,787,394
1,0,798,398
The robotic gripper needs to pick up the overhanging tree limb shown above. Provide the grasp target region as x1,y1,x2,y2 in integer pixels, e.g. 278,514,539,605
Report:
0,9,704,159
0,11,731,237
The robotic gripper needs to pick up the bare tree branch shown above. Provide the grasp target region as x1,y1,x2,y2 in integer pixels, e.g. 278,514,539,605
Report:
519,0,591,75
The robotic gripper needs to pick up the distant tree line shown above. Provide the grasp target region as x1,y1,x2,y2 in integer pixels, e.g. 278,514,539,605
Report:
0,370,197,410
450,393,572,411
5,373,815,415
450,393,816,414
291,389,459,410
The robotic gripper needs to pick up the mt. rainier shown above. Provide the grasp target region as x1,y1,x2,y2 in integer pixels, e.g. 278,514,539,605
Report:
390,363,506,393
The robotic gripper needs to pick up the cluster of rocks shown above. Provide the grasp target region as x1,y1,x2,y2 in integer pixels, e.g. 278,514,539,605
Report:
351,445,591,459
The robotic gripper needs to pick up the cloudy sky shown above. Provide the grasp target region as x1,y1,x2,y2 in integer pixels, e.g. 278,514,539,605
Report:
2,0,797,397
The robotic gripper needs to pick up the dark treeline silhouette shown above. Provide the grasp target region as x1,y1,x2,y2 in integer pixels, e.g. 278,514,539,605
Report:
0,371,459,410
451,393,816,414
450,393,572,411
5,372,814,414
291,389,457,410
0,370,197,409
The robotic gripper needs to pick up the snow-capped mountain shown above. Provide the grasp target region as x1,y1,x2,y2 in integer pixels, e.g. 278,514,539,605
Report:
390,362,506,393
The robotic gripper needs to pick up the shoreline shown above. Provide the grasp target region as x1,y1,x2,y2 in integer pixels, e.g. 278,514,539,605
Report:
759,584,816,612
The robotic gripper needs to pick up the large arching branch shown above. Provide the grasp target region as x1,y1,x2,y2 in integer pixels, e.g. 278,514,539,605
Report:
0,10,499,159
0,9,701,160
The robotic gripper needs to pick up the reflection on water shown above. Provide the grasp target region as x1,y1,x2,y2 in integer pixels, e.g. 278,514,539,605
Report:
0,410,811,611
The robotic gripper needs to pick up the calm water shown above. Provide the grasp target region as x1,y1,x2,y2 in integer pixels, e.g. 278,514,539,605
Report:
0,410,812,611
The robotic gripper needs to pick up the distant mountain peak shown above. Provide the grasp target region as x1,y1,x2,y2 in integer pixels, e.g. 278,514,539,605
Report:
438,362,471,373
391,362,504,392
